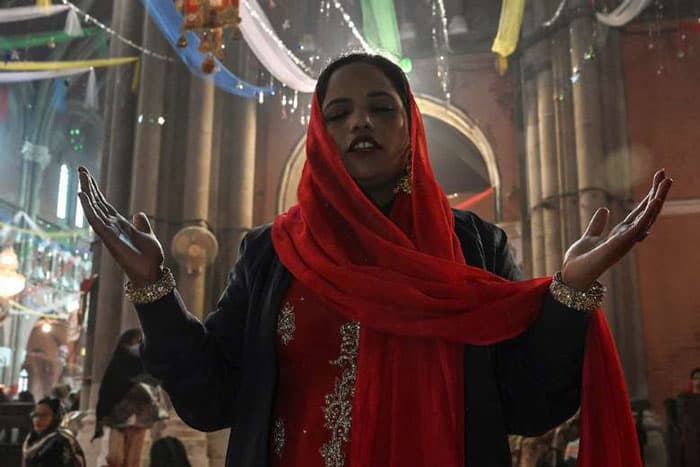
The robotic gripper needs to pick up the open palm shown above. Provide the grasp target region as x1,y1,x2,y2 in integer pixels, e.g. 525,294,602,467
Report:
77,167,164,288
561,169,673,290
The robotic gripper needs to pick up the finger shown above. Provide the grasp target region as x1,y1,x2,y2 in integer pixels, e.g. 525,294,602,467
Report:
89,173,119,217
639,178,673,234
623,193,650,224
83,172,112,222
623,170,665,224
629,198,663,239
78,192,111,239
132,212,153,235
78,170,110,225
583,207,610,237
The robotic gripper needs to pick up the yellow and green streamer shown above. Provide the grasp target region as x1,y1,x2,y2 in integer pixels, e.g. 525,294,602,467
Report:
361,0,412,73
491,0,526,74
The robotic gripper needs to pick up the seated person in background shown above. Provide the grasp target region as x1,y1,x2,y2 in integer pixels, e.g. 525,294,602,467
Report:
23,397,85,467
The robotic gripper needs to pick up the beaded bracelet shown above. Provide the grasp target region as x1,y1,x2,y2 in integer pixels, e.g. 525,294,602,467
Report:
124,267,176,305
549,271,606,312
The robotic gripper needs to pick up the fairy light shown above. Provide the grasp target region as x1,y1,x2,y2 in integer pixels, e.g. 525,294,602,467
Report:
330,0,373,53
436,0,451,52
431,0,451,101
61,0,174,62
242,0,313,75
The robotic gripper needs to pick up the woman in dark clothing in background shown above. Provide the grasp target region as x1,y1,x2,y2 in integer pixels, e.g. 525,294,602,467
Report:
149,436,192,467
94,328,167,467
23,397,85,467
77,54,672,467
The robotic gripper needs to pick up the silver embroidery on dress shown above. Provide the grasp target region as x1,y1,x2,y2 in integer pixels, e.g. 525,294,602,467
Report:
320,321,360,467
272,418,285,458
277,302,296,345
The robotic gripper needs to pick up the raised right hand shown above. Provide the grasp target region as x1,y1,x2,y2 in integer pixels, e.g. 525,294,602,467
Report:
77,167,164,288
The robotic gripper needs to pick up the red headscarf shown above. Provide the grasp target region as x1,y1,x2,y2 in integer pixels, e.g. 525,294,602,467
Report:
272,84,641,467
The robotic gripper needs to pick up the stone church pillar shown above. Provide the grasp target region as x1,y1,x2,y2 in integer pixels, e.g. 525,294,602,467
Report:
568,0,648,400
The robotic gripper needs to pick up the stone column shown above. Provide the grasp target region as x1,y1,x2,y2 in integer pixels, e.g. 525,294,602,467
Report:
521,6,545,277
120,16,169,331
568,4,619,334
176,78,216,321
85,0,143,410
534,0,563,275
167,77,217,467
551,28,580,248
207,46,258,467
79,1,143,464
569,3,644,397
598,28,648,400
568,6,608,236
214,94,257,277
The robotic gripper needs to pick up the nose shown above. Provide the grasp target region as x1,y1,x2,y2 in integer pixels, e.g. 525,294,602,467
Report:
350,108,373,131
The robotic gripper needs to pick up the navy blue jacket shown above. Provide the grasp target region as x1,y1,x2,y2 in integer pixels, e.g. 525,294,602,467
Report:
136,210,588,467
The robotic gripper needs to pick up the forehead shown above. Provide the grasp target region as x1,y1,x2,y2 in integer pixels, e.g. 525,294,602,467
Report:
36,404,53,413
324,62,399,100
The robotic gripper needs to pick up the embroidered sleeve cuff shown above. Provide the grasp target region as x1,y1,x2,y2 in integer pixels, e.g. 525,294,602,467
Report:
549,271,606,312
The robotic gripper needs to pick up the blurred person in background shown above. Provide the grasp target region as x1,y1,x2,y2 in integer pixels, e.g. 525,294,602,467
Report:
94,328,167,467
23,397,85,466
149,436,192,467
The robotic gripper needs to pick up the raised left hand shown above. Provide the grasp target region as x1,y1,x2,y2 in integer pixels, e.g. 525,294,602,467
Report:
561,169,673,290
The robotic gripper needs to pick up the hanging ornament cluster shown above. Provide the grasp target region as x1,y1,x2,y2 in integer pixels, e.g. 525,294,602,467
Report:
175,0,242,73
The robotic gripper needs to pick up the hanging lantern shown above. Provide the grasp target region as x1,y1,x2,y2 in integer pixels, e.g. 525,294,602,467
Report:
0,246,26,298
175,0,241,73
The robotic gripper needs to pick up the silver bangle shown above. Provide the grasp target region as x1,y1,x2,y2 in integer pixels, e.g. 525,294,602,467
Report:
124,267,176,304
549,271,606,312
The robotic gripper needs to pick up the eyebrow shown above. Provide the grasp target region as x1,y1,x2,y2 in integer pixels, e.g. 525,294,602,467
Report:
323,91,396,111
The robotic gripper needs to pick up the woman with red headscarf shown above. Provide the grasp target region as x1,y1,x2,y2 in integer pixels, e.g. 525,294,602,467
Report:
78,54,672,467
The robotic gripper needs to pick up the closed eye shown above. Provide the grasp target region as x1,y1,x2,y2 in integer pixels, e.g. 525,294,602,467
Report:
324,111,349,122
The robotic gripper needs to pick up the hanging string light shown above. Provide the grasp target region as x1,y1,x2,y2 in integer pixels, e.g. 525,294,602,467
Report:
60,0,174,62
329,0,373,53
242,0,313,75
431,0,451,102
435,0,451,52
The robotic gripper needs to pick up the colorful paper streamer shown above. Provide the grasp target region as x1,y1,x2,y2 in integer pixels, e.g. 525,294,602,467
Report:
596,0,654,27
0,27,100,51
0,4,69,24
0,68,90,83
239,0,316,93
0,57,139,71
491,0,526,73
361,0,412,72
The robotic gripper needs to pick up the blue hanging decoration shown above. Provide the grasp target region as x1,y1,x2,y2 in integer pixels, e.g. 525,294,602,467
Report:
52,77,67,113
139,0,273,98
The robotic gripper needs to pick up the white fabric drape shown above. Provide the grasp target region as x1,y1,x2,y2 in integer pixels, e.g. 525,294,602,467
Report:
596,0,653,27
0,68,90,83
0,5,69,23
240,0,316,93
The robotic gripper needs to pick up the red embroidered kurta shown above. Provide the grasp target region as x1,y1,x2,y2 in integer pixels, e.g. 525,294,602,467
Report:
270,280,359,467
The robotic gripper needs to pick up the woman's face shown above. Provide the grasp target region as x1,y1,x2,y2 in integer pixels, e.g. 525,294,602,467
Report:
31,403,54,433
321,62,410,194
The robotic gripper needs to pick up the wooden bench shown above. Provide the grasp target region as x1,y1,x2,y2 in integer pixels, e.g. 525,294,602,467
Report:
0,402,33,467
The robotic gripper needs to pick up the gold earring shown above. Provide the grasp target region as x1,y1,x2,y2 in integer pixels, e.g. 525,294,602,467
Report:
393,153,412,195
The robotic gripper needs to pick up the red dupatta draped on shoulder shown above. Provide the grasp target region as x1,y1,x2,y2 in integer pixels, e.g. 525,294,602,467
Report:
272,87,642,467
